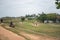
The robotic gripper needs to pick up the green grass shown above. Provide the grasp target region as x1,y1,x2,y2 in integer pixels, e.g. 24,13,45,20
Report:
15,22,60,37
1,19,60,38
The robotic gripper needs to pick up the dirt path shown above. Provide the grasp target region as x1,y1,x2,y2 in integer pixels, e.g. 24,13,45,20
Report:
20,32,60,40
0,26,25,40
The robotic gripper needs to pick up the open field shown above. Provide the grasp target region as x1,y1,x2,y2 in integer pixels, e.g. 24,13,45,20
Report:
0,0,60,40
0,19,60,40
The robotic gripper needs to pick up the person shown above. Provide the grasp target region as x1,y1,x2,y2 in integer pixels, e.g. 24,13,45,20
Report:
9,21,15,28
0,19,3,23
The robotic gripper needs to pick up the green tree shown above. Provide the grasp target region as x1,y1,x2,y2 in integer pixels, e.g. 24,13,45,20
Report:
25,14,36,20
21,17,25,22
47,13,57,23
37,12,47,23
55,0,60,9
56,14,60,22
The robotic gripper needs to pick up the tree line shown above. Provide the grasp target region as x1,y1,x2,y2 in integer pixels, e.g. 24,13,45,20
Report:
22,12,60,23
37,12,60,23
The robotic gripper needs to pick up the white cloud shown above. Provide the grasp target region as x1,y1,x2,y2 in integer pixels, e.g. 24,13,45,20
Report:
0,0,60,17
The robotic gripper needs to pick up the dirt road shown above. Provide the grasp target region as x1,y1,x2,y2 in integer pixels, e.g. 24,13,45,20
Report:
0,26,25,40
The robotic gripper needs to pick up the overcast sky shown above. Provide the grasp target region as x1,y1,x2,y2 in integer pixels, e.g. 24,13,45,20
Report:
0,0,60,17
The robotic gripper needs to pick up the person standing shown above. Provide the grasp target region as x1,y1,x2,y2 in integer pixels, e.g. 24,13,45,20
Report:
0,19,3,23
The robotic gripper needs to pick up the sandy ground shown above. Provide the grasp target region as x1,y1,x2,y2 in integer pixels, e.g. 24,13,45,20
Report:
0,26,25,40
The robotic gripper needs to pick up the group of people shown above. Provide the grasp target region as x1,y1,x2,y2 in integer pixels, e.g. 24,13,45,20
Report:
0,19,15,28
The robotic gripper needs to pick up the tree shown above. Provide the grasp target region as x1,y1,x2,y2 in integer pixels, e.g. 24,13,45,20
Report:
56,14,60,22
47,13,57,23
25,14,36,20
55,0,60,9
21,17,25,22
37,12,47,23
37,13,58,23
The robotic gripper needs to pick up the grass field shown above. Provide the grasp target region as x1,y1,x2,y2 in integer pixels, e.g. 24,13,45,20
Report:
0,18,60,40
16,22,60,37
1,19,60,38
